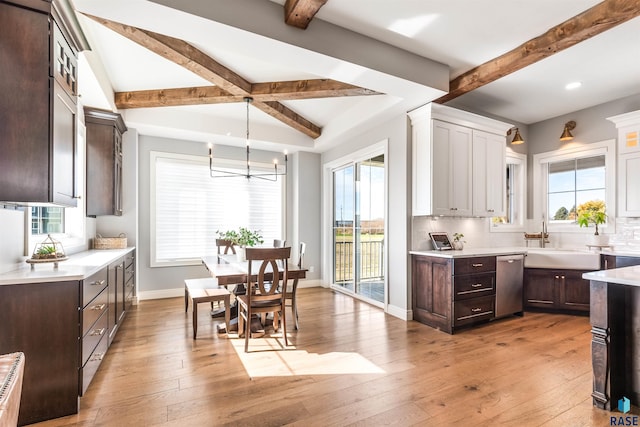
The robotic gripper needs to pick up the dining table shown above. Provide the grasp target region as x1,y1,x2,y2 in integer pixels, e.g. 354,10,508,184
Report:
201,254,307,333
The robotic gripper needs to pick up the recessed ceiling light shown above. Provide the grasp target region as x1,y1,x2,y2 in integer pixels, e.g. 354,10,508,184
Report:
565,81,582,90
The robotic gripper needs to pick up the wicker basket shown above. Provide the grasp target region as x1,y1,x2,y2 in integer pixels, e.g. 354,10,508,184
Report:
94,233,127,249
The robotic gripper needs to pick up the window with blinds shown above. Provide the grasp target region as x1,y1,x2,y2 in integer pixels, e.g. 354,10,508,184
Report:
151,151,283,266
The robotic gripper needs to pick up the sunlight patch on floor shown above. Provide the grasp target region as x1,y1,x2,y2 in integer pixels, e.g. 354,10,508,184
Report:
230,336,386,377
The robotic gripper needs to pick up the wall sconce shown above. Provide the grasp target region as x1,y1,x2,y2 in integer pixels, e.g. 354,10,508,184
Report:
560,121,576,141
507,127,524,145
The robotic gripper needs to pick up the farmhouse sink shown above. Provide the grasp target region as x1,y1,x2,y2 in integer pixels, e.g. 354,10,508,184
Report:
524,248,601,270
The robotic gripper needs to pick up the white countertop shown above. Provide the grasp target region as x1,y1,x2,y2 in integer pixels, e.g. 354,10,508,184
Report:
583,265,640,287
0,248,135,285
601,249,640,258
410,247,528,258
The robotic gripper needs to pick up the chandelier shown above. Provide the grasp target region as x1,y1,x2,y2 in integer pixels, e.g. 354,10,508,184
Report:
208,96,287,181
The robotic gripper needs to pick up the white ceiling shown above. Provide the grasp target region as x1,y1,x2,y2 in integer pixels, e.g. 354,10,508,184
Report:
72,0,640,153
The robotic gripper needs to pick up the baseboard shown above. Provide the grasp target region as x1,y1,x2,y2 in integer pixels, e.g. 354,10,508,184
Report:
387,304,412,321
138,288,183,301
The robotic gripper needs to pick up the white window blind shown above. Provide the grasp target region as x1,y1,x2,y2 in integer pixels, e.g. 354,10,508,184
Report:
151,152,283,266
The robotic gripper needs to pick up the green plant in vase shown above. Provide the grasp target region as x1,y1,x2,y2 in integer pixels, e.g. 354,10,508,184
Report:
452,232,466,250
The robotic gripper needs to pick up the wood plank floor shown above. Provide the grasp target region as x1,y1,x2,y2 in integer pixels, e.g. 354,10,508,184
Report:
28,287,627,426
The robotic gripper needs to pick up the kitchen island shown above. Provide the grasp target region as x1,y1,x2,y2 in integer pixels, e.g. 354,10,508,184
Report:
583,265,640,410
410,248,527,334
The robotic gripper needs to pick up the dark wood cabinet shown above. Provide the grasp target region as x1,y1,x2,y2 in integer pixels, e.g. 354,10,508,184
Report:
0,280,80,426
0,248,135,425
524,268,590,313
412,255,452,332
603,254,640,270
0,0,83,206
412,254,496,334
85,108,128,217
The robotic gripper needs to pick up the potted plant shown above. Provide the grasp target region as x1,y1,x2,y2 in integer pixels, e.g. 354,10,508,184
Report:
576,200,608,246
216,228,264,261
452,232,466,250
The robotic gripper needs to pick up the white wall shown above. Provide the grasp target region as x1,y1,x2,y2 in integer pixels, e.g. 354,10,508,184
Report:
321,114,411,319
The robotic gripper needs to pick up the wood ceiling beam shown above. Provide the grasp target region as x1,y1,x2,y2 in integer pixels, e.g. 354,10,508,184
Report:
284,0,328,29
84,14,324,138
115,80,380,109
435,0,640,104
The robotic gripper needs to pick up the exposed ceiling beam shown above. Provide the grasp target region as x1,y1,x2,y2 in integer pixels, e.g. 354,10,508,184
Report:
115,80,380,109
284,0,328,29
435,0,640,104
84,13,324,138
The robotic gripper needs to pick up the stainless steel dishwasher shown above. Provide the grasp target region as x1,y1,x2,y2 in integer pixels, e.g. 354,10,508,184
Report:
495,254,524,318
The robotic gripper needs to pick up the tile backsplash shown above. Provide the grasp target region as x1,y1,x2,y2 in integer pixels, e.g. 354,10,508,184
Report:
610,217,640,252
412,216,640,252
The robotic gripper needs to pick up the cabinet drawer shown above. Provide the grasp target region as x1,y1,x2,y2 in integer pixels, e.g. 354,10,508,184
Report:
80,330,108,396
454,273,495,300
83,268,108,308
454,295,495,327
82,286,108,337
81,309,108,367
454,257,496,275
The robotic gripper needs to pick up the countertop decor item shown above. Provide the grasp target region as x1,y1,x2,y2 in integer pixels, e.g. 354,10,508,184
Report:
577,200,608,245
94,233,128,249
452,233,466,250
26,234,68,269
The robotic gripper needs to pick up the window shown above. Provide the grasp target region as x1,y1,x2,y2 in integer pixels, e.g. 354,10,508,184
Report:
150,151,284,266
548,156,605,223
533,140,615,233
491,149,526,231
31,207,65,234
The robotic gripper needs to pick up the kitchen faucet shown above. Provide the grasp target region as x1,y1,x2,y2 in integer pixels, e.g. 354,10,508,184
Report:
541,220,547,248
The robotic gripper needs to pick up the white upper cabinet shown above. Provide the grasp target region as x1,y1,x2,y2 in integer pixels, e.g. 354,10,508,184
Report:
409,103,512,217
472,130,506,217
608,109,640,217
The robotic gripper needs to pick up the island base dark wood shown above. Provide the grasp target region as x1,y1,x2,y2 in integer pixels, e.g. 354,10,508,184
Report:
590,279,640,410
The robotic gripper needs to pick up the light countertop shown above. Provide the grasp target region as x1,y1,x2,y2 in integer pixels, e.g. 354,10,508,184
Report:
583,265,640,287
410,247,528,258
0,248,134,285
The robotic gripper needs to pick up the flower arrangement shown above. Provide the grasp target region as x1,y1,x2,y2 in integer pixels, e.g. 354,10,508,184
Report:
576,200,607,235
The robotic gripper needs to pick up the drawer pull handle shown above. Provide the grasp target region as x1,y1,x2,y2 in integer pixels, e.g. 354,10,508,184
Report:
90,352,104,362
90,303,106,311
471,283,483,288
472,263,483,267
471,308,482,313
92,279,106,286
90,328,106,336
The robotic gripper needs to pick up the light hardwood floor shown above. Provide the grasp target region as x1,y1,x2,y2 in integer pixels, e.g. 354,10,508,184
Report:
29,287,624,426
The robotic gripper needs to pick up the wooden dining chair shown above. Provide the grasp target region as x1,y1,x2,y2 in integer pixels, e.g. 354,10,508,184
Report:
237,247,291,352
216,239,236,263
284,241,305,330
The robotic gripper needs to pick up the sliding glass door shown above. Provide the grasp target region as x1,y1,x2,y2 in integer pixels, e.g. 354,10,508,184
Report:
332,154,385,304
